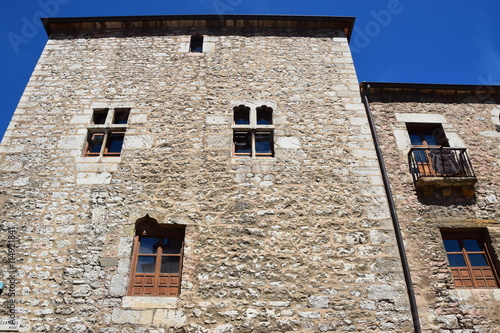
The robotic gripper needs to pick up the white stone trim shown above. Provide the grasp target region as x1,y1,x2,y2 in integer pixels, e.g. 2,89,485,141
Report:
395,113,447,124
393,113,466,153
122,296,178,309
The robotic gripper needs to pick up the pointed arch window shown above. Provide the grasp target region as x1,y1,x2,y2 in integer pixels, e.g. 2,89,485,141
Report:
128,217,186,297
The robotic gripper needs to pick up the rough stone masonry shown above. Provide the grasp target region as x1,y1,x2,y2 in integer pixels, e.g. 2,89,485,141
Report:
0,16,413,332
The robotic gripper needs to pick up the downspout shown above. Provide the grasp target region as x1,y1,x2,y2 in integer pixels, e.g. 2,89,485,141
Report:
361,84,422,333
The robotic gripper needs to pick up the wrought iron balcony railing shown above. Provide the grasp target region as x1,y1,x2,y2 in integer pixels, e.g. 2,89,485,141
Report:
408,147,476,183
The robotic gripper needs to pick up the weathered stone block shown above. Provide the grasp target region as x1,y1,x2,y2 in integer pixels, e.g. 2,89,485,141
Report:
111,308,153,325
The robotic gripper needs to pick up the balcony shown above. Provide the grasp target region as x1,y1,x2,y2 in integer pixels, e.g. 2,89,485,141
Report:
408,147,477,196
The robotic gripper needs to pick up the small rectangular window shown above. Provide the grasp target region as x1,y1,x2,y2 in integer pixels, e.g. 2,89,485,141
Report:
104,132,125,156
85,132,105,156
255,132,274,157
234,132,252,157
441,230,499,288
113,108,130,124
190,34,203,53
92,109,108,124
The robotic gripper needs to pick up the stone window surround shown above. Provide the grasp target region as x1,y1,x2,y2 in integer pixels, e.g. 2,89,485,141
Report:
82,105,133,159
492,107,500,131
231,101,276,160
393,113,466,154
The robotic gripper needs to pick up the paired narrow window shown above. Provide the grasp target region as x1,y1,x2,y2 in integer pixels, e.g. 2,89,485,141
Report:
85,108,130,157
190,34,203,53
232,105,274,158
129,226,185,297
442,230,499,288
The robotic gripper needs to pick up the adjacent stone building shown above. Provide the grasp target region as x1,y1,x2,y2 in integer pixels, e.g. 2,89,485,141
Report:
0,14,498,333
361,82,500,332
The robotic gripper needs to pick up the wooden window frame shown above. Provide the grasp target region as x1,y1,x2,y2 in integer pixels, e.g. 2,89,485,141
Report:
233,130,274,158
84,130,125,157
441,230,500,289
128,229,185,297
84,108,130,157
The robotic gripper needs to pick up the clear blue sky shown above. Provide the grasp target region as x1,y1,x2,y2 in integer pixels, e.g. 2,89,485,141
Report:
1,0,500,140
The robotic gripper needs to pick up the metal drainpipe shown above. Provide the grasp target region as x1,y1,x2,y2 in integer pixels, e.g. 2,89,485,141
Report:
361,85,422,333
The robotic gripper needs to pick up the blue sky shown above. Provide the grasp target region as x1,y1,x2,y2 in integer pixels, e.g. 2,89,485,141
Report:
1,0,500,140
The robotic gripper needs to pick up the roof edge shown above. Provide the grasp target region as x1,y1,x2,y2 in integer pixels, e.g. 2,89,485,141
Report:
360,81,500,98
42,14,355,40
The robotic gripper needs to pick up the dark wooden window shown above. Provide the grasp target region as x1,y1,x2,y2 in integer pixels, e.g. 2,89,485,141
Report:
190,34,203,53
85,132,105,156
442,230,499,288
104,132,125,156
234,131,252,157
85,131,125,156
255,131,273,157
129,228,185,297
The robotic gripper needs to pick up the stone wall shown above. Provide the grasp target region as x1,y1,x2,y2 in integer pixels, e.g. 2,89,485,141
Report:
0,20,413,332
368,91,500,332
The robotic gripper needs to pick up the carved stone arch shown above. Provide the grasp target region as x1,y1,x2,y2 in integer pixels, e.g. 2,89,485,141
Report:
134,214,185,236
134,214,160,235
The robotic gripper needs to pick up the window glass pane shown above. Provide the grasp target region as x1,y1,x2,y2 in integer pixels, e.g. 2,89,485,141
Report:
87,133,104,154
463,239,482,252
107,133,125,154
255,133,272,154
257,107,272,125
409,133,423,145
139,237,160,254
162,238,183,254
92,110,108,124
447,254,466,267
423,133,438,146
136,256,156,273
234,107,250,125
234,132,251,155
113,109,130,124
412,150,428,163
468,253,488,266
443,239,461,252
161,257,180,273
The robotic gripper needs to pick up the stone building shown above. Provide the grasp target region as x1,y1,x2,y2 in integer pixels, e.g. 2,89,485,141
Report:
0,14,498,333
0,15,414,332
361,82,500,332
